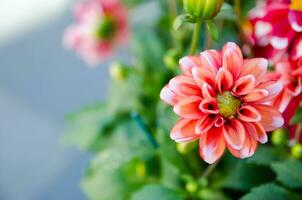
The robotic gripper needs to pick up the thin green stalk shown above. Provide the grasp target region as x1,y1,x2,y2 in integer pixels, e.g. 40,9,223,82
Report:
201,159,220,178
294,125,302,144
131,112,159,149
189,21,202,54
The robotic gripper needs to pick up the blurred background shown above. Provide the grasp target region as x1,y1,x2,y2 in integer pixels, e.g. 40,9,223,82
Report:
0,0,112,199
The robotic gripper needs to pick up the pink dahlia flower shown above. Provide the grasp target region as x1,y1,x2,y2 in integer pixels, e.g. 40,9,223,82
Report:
63,0,128,65
248,0,302,63
160,42,284,164
269,57,302,112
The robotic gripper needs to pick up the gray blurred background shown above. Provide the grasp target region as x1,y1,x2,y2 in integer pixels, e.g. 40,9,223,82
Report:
0,0,112,199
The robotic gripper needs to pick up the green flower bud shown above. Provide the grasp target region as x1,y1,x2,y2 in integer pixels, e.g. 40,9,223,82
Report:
176,141,197,154
135,160,146,178
164,49,180,70
109,61,127,81
271,128,289,146
186,181,198,193
183,0,224,20
291,143,302,159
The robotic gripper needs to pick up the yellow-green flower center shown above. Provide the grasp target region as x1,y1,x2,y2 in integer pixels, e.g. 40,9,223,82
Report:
217,91,241,118
95,16,116,40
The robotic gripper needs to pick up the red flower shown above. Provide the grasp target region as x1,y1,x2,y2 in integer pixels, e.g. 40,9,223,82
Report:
282,94,302,143
63,0,128,65
248,0,302,63
160,43,284,164
270,57,302,112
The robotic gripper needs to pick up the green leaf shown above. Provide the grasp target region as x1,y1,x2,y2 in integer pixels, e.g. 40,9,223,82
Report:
241,183,302,200
271,159,302,189
246,146,283,166
214,3,236,21
82,167,128,200
216,162,274,191
206,21,219,41
290,107,302,125
82,121,155,200
173,14,197,30
198,188,231,200
62,103,107,151
131,184,186,200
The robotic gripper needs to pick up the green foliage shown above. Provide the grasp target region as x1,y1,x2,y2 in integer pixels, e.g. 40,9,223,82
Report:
241,183,302,200
62,103,110,151
131,184,186,200
246,146,284,166
271,159,302,189
81,121,155,200
206,20,219,41
290,107,302,125
216,161,274,191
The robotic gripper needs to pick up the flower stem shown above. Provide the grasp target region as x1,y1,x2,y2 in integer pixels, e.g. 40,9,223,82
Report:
189,21,202,54
131,111,159,149
294,125,302,144
201,159,220,178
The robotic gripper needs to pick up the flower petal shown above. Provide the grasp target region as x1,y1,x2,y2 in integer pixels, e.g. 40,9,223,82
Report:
171,119,200,142
256,81,283,103
200,50,222,73
222,42,243,80
169,75,201,97
251,122,268,144
232,75,256,96
237,105,262,122
214,117,225,127
195,115,216,134
199,126,225,164
179,56,202,75
223,119,246,150
240,58,268,83
202,83,215,99
215,68,233,93
288,9,302,32
174,96,204,119
160,85,180,106
242,89,269,102
272,90,294,113
192,67,215,87
199,98,219,114
228,125,258,159
253,104,284,132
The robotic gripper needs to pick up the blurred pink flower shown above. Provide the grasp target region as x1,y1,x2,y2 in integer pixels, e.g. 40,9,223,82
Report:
270,57,302,112
63,0,128,66
248,0,302,63
160,42,284,164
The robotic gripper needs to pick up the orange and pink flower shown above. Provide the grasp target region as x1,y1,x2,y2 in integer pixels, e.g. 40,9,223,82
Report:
160,42,284,164
248,0,302,63
63,0,128,65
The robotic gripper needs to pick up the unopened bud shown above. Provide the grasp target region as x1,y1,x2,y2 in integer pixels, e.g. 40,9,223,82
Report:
135,160,146,178
291,143,302,159
176,141,197,154
164,49,180,70
183,0,224,20
109,61,127,81
271,128,288,146
186,181,198,193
